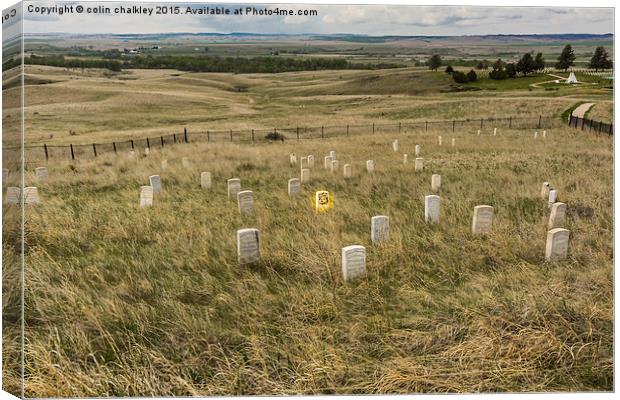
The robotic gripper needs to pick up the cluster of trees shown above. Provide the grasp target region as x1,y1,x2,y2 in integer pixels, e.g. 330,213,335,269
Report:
428,45,612,79
128,55,403,73
444,65,477,83
487,52,546,80
11,55,123,71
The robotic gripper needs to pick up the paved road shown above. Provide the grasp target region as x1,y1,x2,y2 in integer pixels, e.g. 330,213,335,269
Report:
572,102,595,118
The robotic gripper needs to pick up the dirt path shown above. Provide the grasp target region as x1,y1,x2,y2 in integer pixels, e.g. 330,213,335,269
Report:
572,102,595,118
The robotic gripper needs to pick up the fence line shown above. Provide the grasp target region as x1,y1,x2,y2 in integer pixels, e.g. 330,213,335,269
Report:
11,115,558,163
567,113,613,136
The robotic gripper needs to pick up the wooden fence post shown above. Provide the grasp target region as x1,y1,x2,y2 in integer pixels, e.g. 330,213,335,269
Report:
160,136,164,148
252,129,255,142
538,115,542,129
131,140,134,149
70,144,75,160
346,125,349,137
146,138,150,149
230,129,233,142
92,143,97,157
173,134,176,143
452,120,455,132
425,121,428,131
296,127,299,141
113,142,117,153
207,131,210,142
43,144,48,161
321,126,324,139
480,118,483,129
184,127,188,143
372,123,375,135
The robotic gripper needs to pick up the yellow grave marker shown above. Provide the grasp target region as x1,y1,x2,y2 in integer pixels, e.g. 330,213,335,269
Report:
313,190,333,213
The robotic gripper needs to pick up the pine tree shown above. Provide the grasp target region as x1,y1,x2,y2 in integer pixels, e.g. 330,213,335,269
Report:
428,54,442,71
589,46,613,71
533,53,545,71
516,53,535,76
556,45,576,72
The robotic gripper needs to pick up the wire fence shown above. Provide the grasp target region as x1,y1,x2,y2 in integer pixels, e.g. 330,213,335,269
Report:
567,114,613,136
13,115,559,164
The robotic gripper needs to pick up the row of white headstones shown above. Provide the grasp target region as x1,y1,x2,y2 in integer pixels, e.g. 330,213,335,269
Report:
140,132,567,282
6,130,565,282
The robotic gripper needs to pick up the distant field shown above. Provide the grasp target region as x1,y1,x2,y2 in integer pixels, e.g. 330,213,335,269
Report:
2,64,611,147
3,127,613,396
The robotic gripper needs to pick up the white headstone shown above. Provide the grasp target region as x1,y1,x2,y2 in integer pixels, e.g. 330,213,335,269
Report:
35,167,48,182
331,159,339,173
371,215,390,244
545,228,570,261
541,182,550,199
300,157,308,169
343,164,352,179
451,138,456,147
543,130,547,139
472,205,494,235
424,195,440,223
392,140,399,152
237,190,254,215
548,202,567,229
366,160,375,173
493,128,497,136
431,174,441,192
227,178,241,198
548,189,557,208
415,145,421,156
403,154,408,164
201,172,212,189
415,158,424,172
534,131,538,139
477,130,481,136
237,228,260,264
161,160,168,170
149,175,162,193
324,156,333,169
307,155,315,169
290,153,297,166
144,147,150,155
288,178,300,197
23,187,39,205
341,245,366,282
300,168,310,184
182,157,191,169
140,186,153,208
5,187,20,204
329,150,336,159
438,136,442,146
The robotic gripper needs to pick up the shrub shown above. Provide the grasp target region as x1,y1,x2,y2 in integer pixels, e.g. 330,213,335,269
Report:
452,71,468,83
466,69,477,82
489,68,508,80
445,65,454,74
265,131,286,141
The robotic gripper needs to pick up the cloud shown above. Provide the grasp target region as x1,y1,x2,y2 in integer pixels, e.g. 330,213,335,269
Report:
16,3,613,36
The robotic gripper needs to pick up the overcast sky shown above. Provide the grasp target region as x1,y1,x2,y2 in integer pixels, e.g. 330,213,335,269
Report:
4,2,615,39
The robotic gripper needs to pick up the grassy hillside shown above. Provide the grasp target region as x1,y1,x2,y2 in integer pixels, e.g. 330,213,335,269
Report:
3,127,612,396
4,65,611,146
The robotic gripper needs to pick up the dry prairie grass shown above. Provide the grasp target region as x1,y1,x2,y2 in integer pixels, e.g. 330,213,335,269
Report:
2,127,612,396
6,65,610,146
